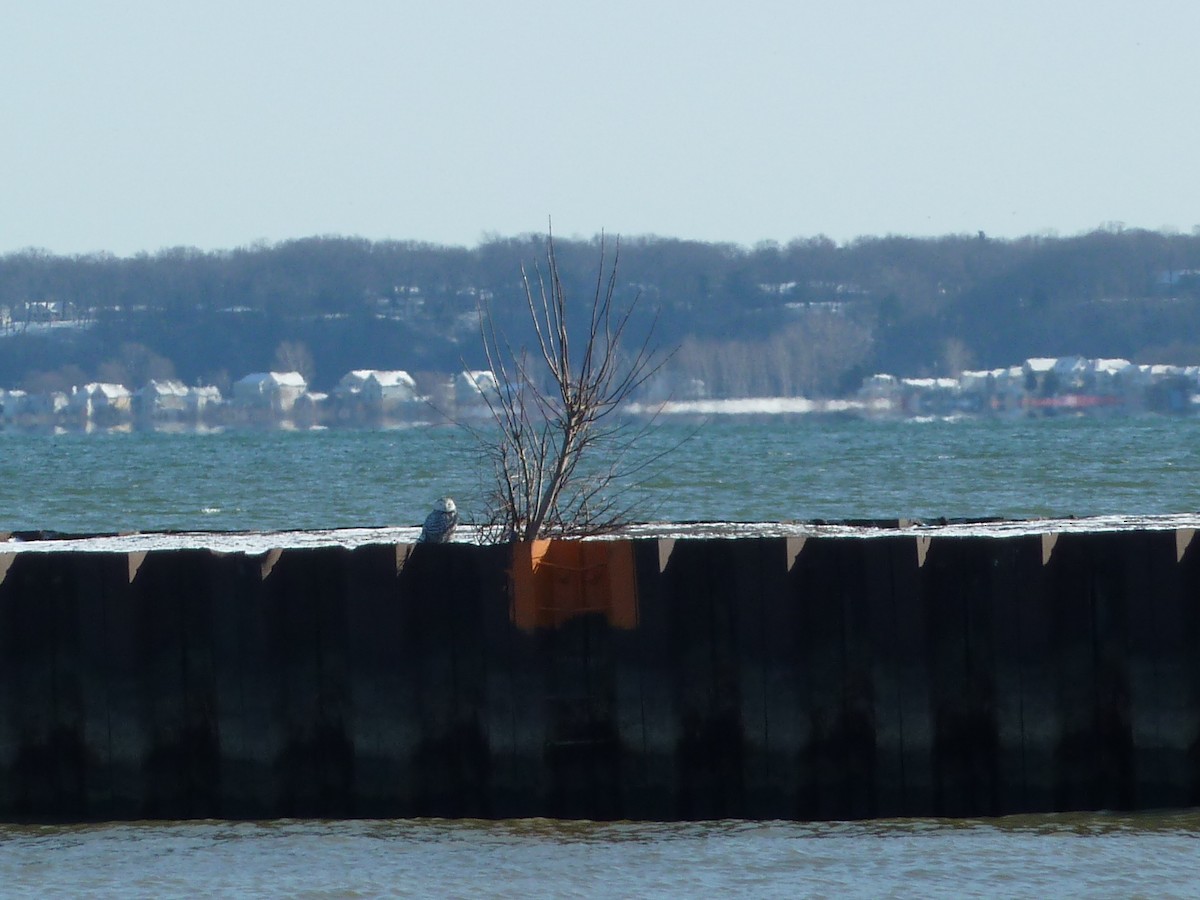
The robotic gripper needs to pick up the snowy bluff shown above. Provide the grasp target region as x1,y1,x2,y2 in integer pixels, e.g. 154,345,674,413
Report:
1,519,1199,821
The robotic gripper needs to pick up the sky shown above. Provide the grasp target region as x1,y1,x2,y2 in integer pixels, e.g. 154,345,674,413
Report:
3,0,1200,256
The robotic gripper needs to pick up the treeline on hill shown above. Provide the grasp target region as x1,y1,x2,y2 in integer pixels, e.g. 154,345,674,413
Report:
3,227,1200,398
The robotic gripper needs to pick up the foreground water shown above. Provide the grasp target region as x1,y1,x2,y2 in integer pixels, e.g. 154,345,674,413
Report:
4,415,1200,895
3,415,1200,533
2,814,1198,898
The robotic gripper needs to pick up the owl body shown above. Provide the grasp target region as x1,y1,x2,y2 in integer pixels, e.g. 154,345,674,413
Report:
419,497,458,543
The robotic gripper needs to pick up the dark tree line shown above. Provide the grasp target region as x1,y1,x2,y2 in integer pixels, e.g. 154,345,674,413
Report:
3,227,1200,396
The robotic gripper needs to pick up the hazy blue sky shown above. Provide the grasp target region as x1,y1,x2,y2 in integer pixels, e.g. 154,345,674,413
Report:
3,0,1198,255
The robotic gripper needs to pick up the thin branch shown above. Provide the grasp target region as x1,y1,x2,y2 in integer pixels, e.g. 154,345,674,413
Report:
467,228,672,542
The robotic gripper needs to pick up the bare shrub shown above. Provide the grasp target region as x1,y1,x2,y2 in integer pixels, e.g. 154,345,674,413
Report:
471,232,665,541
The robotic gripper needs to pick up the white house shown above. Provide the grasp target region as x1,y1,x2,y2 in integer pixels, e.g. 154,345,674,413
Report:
331,369,419,423
363,370,417,405
334,369,417,405
187,385,223,416
331,370,371,423
1022,357,1057,379
1022,357,1071,394
858,373,900,411
68,383,133,426
1088,359,1133,396
134,379,190,423
455,370,501,410
959,368,1007,394
292,391,328,429
333,369,375,396
232,371,307,414
993,366,1029,411
25,391,70,423
75,382,132,409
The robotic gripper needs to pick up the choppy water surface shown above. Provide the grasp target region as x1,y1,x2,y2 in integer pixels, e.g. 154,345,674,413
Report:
2,813,1198,898
2,416,1200,533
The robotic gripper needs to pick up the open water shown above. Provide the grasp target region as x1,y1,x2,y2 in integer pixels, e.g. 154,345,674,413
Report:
2,415,1200,534
4,415,1200,896
1,814,1199,898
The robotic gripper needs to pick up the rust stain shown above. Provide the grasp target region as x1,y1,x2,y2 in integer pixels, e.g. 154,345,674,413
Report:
510,539,639,631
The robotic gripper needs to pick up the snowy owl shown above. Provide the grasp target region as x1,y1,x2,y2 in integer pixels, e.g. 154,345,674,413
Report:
419,497,458,543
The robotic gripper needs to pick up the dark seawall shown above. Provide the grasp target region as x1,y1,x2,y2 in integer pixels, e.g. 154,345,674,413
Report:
2,524,1199,821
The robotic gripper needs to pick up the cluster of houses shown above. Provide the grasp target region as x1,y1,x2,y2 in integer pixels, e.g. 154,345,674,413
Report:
859,356,1200,417
0,369,502,433
4,354,1197,432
